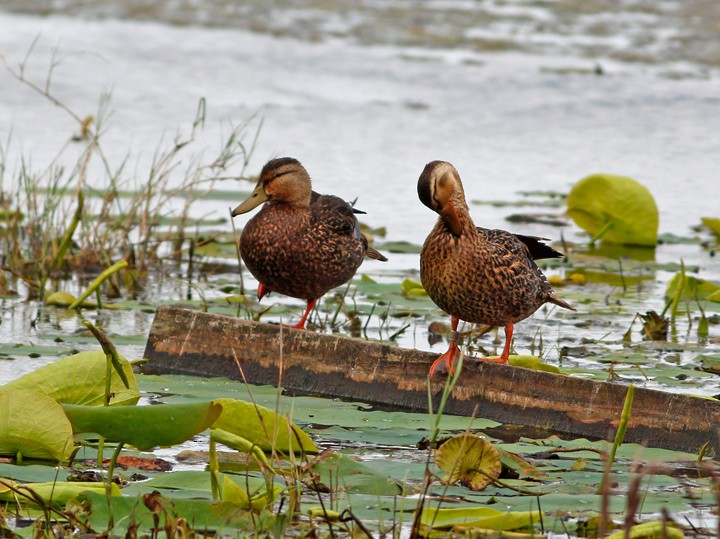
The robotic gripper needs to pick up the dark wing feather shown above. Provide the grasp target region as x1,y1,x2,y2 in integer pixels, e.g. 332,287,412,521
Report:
478,228,565,260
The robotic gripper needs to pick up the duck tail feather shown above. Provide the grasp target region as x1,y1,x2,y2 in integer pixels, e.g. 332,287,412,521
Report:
548,294,576,311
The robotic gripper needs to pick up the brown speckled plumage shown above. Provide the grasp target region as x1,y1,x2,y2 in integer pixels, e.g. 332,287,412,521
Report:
232,157,386,328
417,160,574,374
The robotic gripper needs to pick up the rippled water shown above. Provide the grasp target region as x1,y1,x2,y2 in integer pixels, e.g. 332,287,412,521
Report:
1,2,719,394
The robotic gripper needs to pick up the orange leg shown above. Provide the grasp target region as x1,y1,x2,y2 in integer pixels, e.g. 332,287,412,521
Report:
477,323,513,364
287,299,317,330
500,323,513,362
429,316,461,376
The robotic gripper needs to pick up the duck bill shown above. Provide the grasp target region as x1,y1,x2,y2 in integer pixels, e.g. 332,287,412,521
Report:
440,203,463,236
231,182,268,216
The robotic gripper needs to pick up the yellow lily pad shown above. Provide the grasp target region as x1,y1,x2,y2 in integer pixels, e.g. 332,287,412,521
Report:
0,390,75,462
567,173,658,246
435,435,501,491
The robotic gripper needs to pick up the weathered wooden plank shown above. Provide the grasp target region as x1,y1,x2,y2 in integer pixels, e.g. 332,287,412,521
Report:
142,306,720,455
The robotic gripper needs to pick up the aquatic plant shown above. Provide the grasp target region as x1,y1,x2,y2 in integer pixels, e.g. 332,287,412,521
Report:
0,49,261,303
567,173,659,247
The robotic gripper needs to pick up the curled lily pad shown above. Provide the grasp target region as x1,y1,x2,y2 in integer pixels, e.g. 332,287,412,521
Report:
435,435,501,491
2,350,139,406
567,173,658,247
212,398,318,455
219,472,281,510
0,390,75,462
63,401,223,451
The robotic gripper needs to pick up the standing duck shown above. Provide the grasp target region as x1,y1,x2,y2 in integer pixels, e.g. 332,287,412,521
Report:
417,160,574,375
232,157,387,329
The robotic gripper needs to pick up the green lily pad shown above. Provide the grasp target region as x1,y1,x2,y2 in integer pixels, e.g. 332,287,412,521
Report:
62,401,223,451
212,398,318,455
310,451,403,495
77,490,255,536
373,241,422,254
665,273,720,302
420,506,541,531
0,463,70,483
2,350,140,406
0,390,75,462
567,174,658,246
0,480,120,508
220,472,281,510
507,355,561,373
701,217,720,236
605,520,684,539
401,278,427,297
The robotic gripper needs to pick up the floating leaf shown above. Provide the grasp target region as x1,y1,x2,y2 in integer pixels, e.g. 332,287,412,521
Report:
496,447,548,479
567,174,658,246
220,472,280,510
435,435,501,491
605,520,684,539
310,451,403,495
420,506,541,531
701,217,720,236
2,350,139,406
665,273,720,302
507,355,561,373
0,480,120,507
78,490,255,536
401,278,427,297
63,401,223,451
373,241,422,254
0,390,75,462
212,398,318,455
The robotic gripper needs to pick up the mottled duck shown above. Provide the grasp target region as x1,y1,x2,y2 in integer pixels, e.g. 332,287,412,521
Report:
417,160,574,375
232,157,387,329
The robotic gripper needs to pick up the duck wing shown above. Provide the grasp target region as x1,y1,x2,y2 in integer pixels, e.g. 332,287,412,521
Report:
312,193,388,262
478,228,565,261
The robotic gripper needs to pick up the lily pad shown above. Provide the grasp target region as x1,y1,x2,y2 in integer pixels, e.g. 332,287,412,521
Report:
0,480,120,507
507,355,561,373
665,273,720,302
212,398,318,455
701,217,720,236
2,350,140,406
219,472,281,510
605,520,684,539
62,401,223,451
0,390,75,462
420,506,541,531
567,173,658,246
310,451,403,495
435,435,501,491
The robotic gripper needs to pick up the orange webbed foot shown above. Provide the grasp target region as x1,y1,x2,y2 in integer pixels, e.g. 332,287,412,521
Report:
283,298,317,330
429,316,462,377
429,342,461,376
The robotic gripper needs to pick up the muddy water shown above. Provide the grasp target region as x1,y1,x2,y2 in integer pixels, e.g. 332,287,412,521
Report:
0,3,719,396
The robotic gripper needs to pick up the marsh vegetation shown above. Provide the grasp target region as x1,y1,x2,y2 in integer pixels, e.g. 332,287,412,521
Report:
1,12,720,537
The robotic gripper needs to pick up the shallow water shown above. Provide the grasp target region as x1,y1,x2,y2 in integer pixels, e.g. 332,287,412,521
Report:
1,5,719,536
1,4,719,390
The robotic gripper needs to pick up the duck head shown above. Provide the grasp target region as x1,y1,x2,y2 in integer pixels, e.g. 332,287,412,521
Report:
417,160,466,236
232,157,312,216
